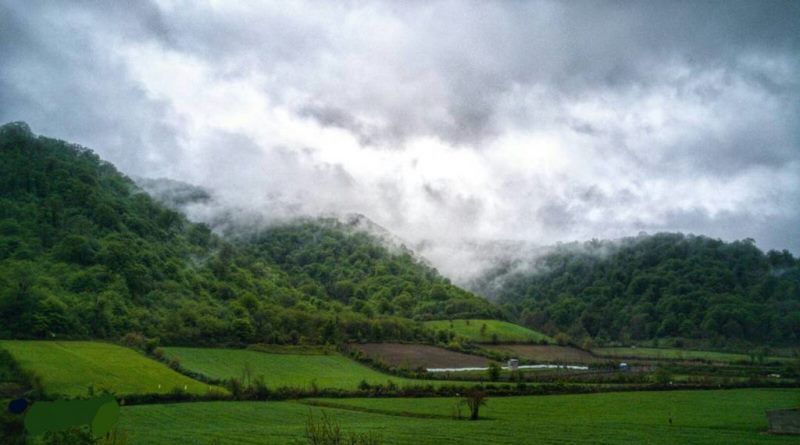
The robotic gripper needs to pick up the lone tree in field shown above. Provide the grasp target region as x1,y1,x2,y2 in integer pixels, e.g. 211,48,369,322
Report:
462,389,488,420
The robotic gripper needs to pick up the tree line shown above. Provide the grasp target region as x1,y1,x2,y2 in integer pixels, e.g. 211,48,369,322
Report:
474,233,800,346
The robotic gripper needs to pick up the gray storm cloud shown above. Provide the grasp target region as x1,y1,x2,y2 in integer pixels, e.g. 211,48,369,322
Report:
1,0,798,281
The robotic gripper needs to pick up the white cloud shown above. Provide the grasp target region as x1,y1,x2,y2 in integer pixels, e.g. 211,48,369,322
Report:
1,0,798,281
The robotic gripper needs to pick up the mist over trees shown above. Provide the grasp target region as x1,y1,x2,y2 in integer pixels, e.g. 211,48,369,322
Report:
0,122,497,345
475,234,800,345
1,121,798,348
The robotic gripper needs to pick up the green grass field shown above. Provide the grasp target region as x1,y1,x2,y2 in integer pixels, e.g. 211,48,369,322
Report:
424,319,553,343
119,388,800,444
163,347,437,390
0,341,223,397
593,347,793,363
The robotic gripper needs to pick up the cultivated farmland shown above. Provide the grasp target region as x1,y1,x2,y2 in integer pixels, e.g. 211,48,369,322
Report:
163,347,433,390
118,388,800,444
351,343,491,369
592,347,793,363
424,319,553,343
0,341,221,397
483,344,601,364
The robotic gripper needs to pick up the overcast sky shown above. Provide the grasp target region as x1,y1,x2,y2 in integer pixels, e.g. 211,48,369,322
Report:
1,0,798,277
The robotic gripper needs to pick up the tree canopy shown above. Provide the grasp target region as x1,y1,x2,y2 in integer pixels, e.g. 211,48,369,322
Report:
474,233,800,345
0,122,498,345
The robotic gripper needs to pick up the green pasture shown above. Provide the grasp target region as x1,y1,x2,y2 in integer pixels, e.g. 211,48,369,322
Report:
119,388,800,444
163,347,436,390
424,319,553,343
593,347,792,363
0,341,222,397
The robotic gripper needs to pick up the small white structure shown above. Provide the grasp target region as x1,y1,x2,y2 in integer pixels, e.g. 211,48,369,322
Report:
619,362,629,371
508,359,519,371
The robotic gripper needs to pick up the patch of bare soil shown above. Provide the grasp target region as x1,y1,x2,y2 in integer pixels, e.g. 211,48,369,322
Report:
352,343,491,369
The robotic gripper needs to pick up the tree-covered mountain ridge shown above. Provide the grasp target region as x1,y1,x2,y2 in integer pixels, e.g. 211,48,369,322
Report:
0,122,499,345
473,233,800,346
135,177,432,269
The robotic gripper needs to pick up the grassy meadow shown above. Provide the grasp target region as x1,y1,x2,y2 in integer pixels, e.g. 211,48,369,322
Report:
424,319,552,343
119,388,800,444
163,347,437,390
593,347,793,363
0,341,223,397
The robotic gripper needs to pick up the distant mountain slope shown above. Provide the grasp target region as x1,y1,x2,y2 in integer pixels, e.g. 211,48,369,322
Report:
474,233,800,345
239,219,499,321
0,122,497,344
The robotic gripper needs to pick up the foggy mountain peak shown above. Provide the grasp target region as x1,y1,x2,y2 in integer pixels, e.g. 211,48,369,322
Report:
2,1,798,275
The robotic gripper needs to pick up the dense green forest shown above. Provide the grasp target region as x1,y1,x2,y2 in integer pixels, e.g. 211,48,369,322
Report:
3,121,797,349
474,234,800,346
0,122,497,345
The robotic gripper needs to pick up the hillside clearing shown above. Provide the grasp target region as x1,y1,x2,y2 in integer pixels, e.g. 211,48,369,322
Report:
424,320,552,343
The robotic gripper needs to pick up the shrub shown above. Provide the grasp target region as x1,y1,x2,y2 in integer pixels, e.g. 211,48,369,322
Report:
120,333,146,349
653,367,672,385
168,358,181,370
461,388,488,421
151,347,165,360
97,428,130,445
300,411,382,445
248,375,271,400
42,427,94,445
487,363,501,382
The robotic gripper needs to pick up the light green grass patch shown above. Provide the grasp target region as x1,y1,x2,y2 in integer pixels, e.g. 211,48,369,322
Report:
163,347,516,391
163,347,433,390
0,341,223,397
593,347,792,363
119,388,800,444
424,319,553,343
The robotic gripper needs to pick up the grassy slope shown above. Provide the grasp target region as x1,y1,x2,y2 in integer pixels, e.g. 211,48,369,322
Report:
0,341,222,397
424,319,553,343
119,389,800,444
593,347,793,363
163,347,434,390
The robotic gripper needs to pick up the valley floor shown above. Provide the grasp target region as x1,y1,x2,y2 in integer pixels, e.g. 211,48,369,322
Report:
119,388,799,444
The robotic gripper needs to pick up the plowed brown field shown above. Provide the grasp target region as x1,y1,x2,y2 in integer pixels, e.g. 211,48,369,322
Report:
352,343,491,369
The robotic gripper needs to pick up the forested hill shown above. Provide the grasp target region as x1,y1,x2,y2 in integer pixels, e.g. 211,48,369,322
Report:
0,122,497,344
474,233,800,346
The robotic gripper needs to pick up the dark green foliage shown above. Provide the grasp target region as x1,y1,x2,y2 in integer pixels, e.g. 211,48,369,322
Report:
461,388,487,420
238,219,499,322
0,122,495,345
41,427,94,445
487,362,501,381
477,234,800,345
0,411,26,445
